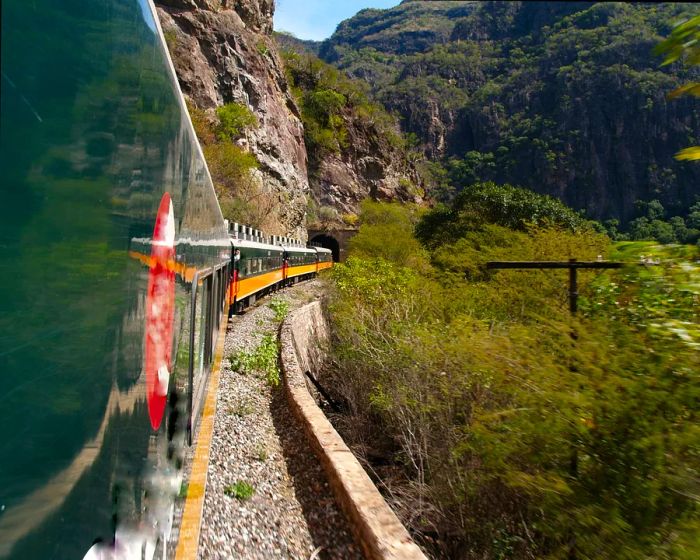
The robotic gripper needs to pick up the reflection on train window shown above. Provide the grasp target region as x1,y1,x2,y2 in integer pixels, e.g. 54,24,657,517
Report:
195,281,207,381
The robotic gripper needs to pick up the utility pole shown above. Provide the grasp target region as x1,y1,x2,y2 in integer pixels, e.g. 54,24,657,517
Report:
486,259,624,314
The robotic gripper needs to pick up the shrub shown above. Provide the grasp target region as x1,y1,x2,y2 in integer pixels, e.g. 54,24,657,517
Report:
204,141,258,185
325,200,699,559
347,200,428,270
305,89,346,124
303,119,342,157
230,334,280,386
268,298,289,322
416,181,587,248
163,30,178,52
215,102,258,141
256,39,269,56
224,481,255,501
342,213,359,226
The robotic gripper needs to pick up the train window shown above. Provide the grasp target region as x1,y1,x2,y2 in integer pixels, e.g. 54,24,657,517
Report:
195,280,207,380
245,259,251,275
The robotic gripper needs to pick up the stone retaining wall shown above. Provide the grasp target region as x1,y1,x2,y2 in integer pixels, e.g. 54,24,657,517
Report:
279,301,427,560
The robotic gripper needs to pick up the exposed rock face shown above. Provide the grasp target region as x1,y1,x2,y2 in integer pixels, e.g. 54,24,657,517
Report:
312,115,423,217
277,35,425,222
155,0,308,237
157,0,424,235
157,0,274,33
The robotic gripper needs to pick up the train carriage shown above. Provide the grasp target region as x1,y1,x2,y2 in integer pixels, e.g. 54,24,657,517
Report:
284,245,320,282
229,237,285,306
314,246,334,272
0,2,332,556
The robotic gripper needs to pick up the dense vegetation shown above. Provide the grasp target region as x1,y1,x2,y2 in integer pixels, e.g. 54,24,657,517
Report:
317,1,700,227
325,190,699,559
605,198,700,244
279,47,420,226
280,49,409,167
187,101,279,229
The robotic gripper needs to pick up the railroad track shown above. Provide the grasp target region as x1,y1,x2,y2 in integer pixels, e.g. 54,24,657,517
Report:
171,279,362,560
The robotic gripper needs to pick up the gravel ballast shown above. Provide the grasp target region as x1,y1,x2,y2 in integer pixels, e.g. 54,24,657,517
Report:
197,279,362,560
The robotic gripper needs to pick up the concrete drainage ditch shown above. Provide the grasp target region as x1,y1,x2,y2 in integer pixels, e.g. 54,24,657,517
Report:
279,301,427,560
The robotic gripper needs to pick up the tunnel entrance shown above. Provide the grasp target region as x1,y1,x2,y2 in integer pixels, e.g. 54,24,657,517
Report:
310,234,340,262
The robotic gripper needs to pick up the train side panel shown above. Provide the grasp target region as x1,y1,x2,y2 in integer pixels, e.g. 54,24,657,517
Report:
285,247,320,280
229,240,285,303
0,1,228,558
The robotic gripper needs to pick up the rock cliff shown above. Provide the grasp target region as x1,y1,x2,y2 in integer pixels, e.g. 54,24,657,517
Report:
310,111,423,220
277,42,423,228
156,0,420,237
155,0,308,237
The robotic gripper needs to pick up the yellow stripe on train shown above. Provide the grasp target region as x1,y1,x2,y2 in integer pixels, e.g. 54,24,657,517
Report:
286,263,318,277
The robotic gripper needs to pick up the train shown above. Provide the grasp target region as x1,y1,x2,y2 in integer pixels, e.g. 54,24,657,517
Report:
226,223,333,311
0,1,331,559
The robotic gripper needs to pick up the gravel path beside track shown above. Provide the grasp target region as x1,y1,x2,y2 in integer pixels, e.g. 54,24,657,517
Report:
197,279,361,560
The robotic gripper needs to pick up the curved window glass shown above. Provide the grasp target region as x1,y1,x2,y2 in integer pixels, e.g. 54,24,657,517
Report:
0,1,229,557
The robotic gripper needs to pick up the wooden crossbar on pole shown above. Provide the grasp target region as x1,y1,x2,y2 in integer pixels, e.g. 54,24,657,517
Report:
486,259,624,314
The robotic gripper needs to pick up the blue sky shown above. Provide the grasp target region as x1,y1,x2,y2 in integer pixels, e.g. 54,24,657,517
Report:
274,0,401,41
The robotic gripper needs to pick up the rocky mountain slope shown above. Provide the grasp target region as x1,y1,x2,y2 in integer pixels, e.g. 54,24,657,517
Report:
155,0,419,236
279,49,423,224
319,1,700,224
155,0,308,236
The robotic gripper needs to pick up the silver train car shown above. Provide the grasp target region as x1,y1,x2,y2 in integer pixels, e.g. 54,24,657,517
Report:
0,1,332,558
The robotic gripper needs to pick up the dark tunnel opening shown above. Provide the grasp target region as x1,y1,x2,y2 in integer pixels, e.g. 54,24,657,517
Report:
310,234,340,262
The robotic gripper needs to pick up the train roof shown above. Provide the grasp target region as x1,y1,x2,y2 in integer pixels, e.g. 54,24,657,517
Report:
230,237,284,252
313,246,332,254
283,245,317,254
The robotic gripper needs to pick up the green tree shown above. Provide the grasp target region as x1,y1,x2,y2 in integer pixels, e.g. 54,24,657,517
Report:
635,199,666,221
348,200,427,269
687,201,700,229
416,181,587,248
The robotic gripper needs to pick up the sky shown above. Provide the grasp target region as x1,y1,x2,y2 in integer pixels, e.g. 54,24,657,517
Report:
274,0,401,42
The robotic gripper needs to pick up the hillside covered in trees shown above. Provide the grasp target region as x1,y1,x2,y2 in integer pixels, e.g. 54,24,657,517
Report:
311,1,700,228
325,194,700,560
